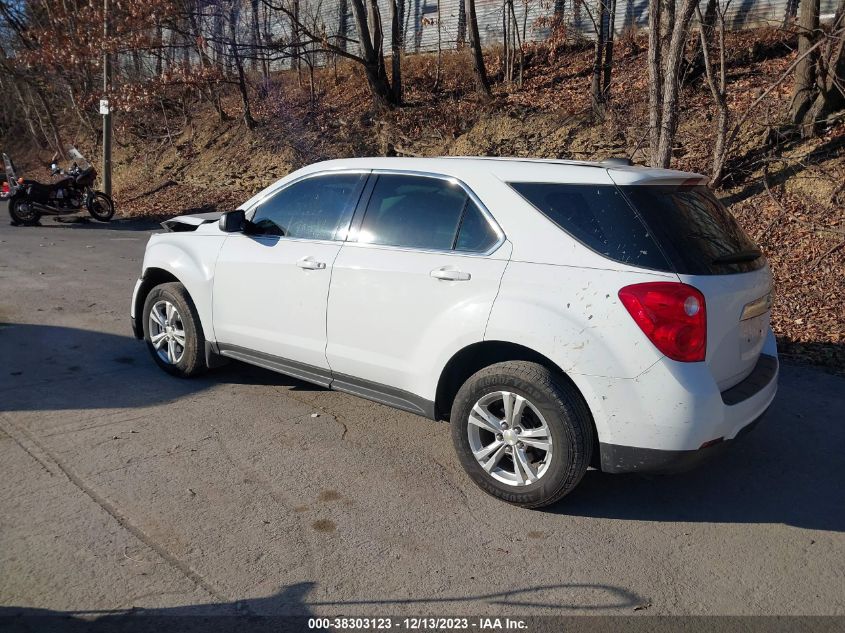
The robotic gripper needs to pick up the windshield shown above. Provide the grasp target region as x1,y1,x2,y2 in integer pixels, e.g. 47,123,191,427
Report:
621,185,764,275
3,153,18,191
67,147,91,170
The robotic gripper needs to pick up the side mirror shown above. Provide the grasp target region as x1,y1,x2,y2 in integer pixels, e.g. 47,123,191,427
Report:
219,209,246,233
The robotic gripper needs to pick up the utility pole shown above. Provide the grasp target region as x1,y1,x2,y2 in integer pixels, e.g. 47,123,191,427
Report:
102,0,112,197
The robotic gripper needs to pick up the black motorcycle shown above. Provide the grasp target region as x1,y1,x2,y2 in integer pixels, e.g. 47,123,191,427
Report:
4,147,115,226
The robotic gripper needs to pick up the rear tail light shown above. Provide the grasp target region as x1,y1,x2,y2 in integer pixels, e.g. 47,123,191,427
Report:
618,282,707,362
1,182,8,193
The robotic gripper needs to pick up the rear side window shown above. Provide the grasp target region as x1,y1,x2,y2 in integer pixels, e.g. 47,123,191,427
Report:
509,183,671,270
359,174,497,252
455,201,499,252
251,173,364,240
621,185,764,275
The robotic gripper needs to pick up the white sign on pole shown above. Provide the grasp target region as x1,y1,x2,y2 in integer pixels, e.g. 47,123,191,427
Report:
99,99,110,115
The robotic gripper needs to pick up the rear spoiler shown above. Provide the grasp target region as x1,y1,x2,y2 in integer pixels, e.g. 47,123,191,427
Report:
607,169,709,187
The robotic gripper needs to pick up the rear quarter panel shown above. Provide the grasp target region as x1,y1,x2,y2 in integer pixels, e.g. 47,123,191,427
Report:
485,262,677,440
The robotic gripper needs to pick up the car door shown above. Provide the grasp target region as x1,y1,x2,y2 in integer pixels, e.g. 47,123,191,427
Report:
212,171,367,377
325,172,511,408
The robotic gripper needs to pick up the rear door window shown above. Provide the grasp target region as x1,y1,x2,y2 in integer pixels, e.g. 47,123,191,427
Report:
621,185,764,275
455,200,499,252
509,182,671,270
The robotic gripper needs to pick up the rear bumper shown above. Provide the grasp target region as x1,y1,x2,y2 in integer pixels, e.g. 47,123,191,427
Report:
600,407,767,473
575,329,779,474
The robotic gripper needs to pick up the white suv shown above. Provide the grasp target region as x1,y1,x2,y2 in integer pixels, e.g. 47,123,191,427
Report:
131,157,778,507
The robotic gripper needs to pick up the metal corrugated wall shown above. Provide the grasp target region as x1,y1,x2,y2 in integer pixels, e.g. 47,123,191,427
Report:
355,0,840,53
152,0,838,74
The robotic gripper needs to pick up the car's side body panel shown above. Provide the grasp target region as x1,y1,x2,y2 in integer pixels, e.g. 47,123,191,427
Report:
485,261,675,379
212,234,342,370
325,240,512,401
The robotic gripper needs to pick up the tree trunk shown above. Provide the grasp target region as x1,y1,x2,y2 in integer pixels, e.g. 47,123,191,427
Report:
390,0,402,104
654,0,698,168
466,0,492,100
155,18,163,77
458,0,467,46
591,0,608,119
602,0,616,98
696,1,729,186
349,0,395,108
660,0,675,54
229,3,256,129
250,0,261,74
647,0,662,164
508,0,524,87
790,0,821,123
802,0,845,131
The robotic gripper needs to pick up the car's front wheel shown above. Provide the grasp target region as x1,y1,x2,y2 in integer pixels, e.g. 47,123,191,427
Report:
142,282,206,377
450,361,593,508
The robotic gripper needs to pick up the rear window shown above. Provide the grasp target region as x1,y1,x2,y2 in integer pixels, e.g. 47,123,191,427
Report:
509,183,670,270
621,185,764,275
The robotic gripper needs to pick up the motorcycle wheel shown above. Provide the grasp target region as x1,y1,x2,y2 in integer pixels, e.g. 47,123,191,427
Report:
87,191,115,222
8,197,41,226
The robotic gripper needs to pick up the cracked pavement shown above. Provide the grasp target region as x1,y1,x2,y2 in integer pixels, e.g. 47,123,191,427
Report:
1,206,844,618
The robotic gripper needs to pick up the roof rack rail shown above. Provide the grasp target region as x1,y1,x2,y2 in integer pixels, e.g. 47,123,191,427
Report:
601,157,635,167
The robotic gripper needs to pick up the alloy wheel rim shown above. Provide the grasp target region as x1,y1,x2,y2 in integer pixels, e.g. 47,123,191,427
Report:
148,300,186,365
467,391,553,486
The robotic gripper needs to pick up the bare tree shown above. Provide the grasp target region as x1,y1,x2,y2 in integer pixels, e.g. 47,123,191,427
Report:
790,0,821,124
502,0,524,88
648,0,699,167
259,0,398,108
590,0,616,119
228,1,256,129
466,0,492,100
389,0,403,104
696,0,731,185
802,0,845,133
647,0,663,164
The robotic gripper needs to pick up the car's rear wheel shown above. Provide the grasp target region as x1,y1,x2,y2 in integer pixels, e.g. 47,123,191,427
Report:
142,282,206,377
450,361,593,508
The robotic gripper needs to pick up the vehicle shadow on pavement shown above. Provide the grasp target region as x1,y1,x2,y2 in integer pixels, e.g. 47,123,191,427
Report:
555,366,845,533
0,581,643,631
37,216,164,231
0,323,324,413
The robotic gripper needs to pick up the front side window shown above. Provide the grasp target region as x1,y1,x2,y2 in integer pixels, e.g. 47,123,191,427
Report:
359,174,495,251
251,173,364,240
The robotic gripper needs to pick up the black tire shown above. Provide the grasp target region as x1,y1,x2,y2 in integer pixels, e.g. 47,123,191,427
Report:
8,197,41,226
450,361,593,508
141,282,207,378
87,191,114,222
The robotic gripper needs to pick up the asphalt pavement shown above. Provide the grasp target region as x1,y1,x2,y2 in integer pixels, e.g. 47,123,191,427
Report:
1,205,844,619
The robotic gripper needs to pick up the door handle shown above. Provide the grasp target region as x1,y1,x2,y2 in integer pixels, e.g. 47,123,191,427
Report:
430,267,471,281
296,256,326,270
